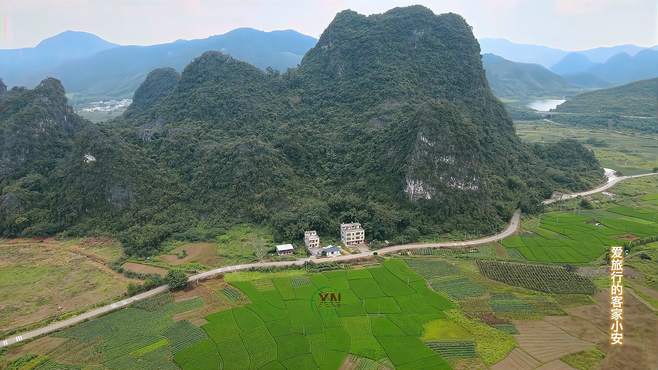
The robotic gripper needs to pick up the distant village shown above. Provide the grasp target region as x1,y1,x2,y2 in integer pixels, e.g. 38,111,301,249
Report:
275,222,366,258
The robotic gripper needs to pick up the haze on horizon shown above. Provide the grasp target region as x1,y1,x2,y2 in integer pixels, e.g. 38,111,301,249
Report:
1,0,656,51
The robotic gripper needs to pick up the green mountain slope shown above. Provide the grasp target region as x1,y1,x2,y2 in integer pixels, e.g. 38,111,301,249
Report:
482,54,573,99
0,6,603,255
556,77,657,117
550,78,657,133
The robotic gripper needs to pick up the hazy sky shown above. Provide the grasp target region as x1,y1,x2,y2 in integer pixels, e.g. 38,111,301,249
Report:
1,0,656,50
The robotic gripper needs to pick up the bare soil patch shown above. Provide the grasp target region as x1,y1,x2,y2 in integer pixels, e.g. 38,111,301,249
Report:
513,320,594,362
536,360,576,370
122,262,168,276
160,242,219,266
172,278,245,323
567,291,658,370
491,348,540,370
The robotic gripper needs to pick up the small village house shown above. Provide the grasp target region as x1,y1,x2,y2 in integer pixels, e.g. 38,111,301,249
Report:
322,245,341,257
340,222,365,246
275,244,294,256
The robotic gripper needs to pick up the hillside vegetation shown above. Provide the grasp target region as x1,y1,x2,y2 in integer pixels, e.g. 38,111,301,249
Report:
556,77,657,117
551,78,657,133
0,6,603,256
482,54,574,99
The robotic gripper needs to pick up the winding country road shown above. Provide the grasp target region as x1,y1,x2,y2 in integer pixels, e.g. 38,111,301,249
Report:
1,170,656,348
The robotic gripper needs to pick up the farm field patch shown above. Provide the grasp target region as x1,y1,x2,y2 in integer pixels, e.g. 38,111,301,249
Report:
477,261,595,294
175,259,457,369
0,238,135,335
148,224,277,271
502,176,658,263
515,121,658,175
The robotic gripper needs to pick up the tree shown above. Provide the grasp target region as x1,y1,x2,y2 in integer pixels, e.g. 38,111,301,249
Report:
165,270,188,291
579,198,593,209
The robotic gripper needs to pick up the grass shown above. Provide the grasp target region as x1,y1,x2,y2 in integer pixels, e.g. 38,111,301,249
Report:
515,120,658,175
420,319,472,341
0,238,133,335
561,348,606,370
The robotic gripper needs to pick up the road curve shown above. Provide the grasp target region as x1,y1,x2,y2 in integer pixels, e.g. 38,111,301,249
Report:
543,170,658,205
1,171,656,348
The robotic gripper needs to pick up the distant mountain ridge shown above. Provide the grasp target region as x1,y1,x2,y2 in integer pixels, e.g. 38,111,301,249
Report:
479,38,653,67
0,31,117,88
1,28,317,104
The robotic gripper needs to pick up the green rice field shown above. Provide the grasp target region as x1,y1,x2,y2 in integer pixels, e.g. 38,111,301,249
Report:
502,176,658,263
174,259,458,369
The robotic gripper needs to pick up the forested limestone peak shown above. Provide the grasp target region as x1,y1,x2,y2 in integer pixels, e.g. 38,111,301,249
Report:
125,67,180,117
1,7,603,257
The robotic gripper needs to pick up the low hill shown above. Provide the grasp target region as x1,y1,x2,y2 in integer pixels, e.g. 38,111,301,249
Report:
482,54,573,99
0,6,603,255
556,78,657,117
550,53,595,76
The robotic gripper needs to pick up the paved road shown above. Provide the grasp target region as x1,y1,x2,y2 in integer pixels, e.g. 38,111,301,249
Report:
1,171,656,348
543,169,658,205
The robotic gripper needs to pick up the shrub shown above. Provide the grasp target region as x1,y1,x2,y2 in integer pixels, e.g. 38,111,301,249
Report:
166,270,189,291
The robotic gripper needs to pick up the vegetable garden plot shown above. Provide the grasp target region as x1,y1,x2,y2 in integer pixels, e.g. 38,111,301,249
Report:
222,286,243,302
429,276,486,299
426,341,476,358
252,278,275,291
477,260,595,294
404,259,459,279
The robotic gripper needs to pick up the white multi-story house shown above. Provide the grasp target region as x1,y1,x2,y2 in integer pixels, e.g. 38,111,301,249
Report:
304,230,320,249
340,222,365,246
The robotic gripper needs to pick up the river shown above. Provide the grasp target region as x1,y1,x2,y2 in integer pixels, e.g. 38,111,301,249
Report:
527,99,566,112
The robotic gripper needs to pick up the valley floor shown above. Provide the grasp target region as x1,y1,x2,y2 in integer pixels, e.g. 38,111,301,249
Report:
2,174,657,369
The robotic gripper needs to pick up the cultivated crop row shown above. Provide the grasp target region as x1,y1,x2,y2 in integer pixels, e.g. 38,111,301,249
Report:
476,260,595,294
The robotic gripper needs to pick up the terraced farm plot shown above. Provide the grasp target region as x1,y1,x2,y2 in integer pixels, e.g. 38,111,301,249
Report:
477,261,595,294
174,260,457,370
